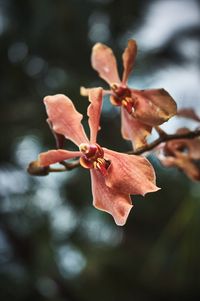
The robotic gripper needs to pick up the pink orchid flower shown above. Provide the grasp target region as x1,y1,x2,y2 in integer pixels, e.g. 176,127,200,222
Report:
38,88,159,225
158,128,200,181
81,40,177,149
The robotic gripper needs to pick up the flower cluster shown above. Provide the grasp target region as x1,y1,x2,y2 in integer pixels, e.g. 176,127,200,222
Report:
28,40,200,225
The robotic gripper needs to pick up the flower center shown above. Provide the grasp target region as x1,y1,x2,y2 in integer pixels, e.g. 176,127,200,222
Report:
79,143,110,176
110,83,134,114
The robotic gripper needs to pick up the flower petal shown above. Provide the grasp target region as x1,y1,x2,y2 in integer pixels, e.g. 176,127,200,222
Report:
91,43,121,85
177,108,200,122
90,169,133,226
174,158,200,181
122,40,137,84
103,148,160,196
47,119,65,149
131,89,177,126
88,88,103,143
39,149,81,166
165,128,200,160
44,94,89,146
121,107,152,149
80,86,91,97
80,86,111,97
159,154,200,181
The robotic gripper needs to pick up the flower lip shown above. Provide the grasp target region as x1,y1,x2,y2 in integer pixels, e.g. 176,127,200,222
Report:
110,83,134,113
79,143,110,176
111,83,131,99
79,143,104,159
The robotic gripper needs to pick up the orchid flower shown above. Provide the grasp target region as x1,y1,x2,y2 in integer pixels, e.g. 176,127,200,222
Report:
81,40,177,149
37,88,159,225
158,128,200,181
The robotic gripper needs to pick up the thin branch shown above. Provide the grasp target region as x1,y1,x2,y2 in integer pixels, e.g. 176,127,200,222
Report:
28,129,200,176
154,126,167,138
130,128,200,155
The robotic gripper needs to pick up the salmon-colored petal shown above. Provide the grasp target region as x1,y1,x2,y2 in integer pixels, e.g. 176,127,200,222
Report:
177,108,200,122
90,169,133,226
121,107,152,149
103,148,159,195
44,94,89,146
166,139,200,160
39,149,81,166
159,154,200,181
81,86,111,97
122,40,137,84
184,139,200,160
174,159,200,181
80,86,91,97
131,89,177,126
91,43,121,85
47,119,65,149
165,128,200,160
88,88,103,143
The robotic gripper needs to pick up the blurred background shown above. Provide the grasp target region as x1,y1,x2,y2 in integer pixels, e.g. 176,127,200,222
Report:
0,0,200,300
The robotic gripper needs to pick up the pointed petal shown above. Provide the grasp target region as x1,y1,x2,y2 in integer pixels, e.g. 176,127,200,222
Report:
47,119,65,149
81,86,110,97
88,88,103,143
184,139,200,160
103,148,159,196
165,128,200,160
90,170,133,226
91,43,121,85
39,149,81,166
131,89,177,126
159,154,200,181
177,108,200,122
122,40,137,84
121,107,152,149
44,94,89,146
173,158,200,181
